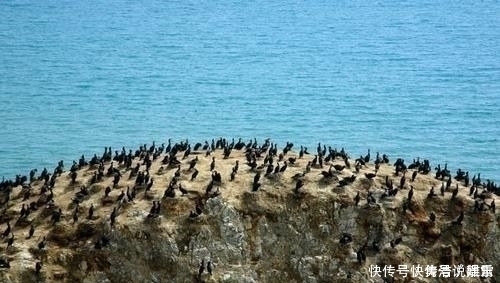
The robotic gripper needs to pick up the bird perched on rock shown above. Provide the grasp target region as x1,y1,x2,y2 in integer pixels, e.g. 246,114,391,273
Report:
252,182,261,192
104,186,111,198
198,259,205,279
354,192,360,206
390,237,402,248
295,179,304,193
207,260,213,275
339,233,353,244
110,207,117,226
429,212,436,223
408,186,414,203
27,224,35,239
6,233,14,249
35,261,42,276
2,222,11,238
179,183,188,196
88,204,94,220
451,185,459,200
191,169,199,181
356,248,366,264
452,211,464,225
38,236,46,250
365,172,376,180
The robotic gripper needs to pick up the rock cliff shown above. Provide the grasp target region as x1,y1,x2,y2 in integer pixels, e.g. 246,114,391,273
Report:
0,139,498,282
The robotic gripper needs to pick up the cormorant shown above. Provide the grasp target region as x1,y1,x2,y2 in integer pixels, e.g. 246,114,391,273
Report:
354,192,360,206
452,211,464,225
429,212,436,223
35,261,42,276
198,259,205,278
390,237,402,248
207,261,213,275
27,224,35,239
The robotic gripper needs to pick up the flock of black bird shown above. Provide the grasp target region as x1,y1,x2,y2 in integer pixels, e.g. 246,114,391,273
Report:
0,137,498,280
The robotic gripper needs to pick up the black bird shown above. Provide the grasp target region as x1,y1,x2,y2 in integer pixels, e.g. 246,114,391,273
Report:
2,222,11,238
179,183,188,196
110,207,117,226
390,237,402,248
344,157,351,169
104,186,111,198
452,211,464,225
35,261,42,276
148,202,156,217
20,203,27,218
411,170,418,182
320,165,334,178
469,185,475,196
0,257,10,269
427,186,436,198
146,178,154,192
27,224,35,239
51,208,62,225
88,204,94,219
191,169,199,181
38,236,46,250
172,165,180,178
72,209,78,223
254,172,261,184
365,172,376,180
207,260,213,275
356,249,366,264
333,165,345,172
195,204,203,215
189,156,198,170
400,175,406,189
295,179,304,192
230,170,236,181
274,163,280,174
198,259,205,278
354,192,360,206
280,161,287,173
7,233,14,249
451,185,459,200
154,201,161,215
306,161,312,173
367,192,376,204
116,190,125,202
339,233,353,244
364,149,370,163
252,182,261,192
210,157,215,171
233,160,239,173
265,164,274,176
408,186,414,203
288,157,296,164
429,212,436,223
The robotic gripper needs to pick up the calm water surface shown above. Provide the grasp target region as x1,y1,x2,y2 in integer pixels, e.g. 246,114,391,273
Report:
0,0,499,181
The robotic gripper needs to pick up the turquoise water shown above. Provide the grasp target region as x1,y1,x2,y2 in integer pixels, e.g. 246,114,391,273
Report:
0,0,499,181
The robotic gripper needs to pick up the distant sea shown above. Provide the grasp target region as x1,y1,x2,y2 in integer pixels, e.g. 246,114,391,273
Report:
0,0,499,182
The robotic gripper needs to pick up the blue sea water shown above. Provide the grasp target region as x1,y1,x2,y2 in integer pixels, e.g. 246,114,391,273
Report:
0,0,499,182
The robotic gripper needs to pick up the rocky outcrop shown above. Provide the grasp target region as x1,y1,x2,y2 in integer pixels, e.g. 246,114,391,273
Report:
0,143,498,283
